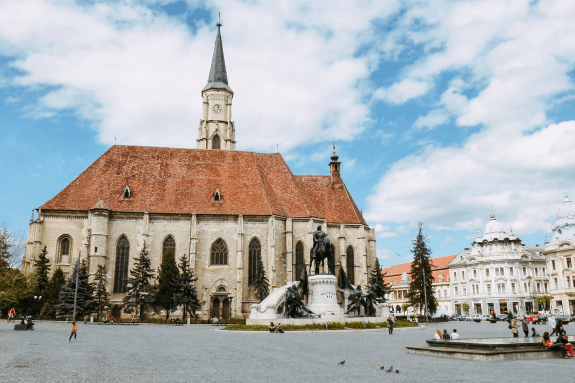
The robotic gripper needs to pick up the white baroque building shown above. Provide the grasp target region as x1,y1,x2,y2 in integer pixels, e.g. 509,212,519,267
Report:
543,193,575,315
449,214,547,316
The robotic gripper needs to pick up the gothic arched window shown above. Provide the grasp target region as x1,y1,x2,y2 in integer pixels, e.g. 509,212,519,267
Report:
58,236,72,263
347,246,355,285
295,241,304,281
114,236,130,294
211,238,228,265
162,236,176,260
329,244,336,275
212,135,221,150
248,238,261,285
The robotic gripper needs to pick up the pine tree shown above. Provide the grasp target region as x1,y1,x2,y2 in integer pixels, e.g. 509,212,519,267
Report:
56,259,96,318
123,244,155,320
41,268,66,318
93,264,109,319
31,246,51,315
367,258,390,302
254,252,269,301
407,223,437,316
175,255,199,320
154,249,180,320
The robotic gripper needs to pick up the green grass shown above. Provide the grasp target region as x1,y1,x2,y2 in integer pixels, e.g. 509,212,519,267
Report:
223,321,417,331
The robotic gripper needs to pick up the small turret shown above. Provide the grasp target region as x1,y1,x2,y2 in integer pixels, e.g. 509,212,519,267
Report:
329,145,342,185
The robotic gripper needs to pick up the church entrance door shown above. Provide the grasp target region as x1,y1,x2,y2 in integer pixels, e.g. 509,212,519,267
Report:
222,298,230,322
211,298,220,320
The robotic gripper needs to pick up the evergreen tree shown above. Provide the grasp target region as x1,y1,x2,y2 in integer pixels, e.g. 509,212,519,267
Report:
367,258,391,302
0,268,35,314
41,268,66,318
123,244,155,320
254,252,269,301
175,255,199,320
56,259,96,318
31,246,51,315
94,264,109,319
407,223,437,316
154,249,180,320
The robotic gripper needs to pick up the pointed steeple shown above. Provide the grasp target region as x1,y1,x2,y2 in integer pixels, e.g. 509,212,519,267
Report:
203,13,233,93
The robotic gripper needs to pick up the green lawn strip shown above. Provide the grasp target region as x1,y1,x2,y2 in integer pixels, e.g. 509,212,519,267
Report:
222,321,417,331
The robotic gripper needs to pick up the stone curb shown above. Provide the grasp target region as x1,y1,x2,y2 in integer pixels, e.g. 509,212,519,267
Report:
214,324,425,333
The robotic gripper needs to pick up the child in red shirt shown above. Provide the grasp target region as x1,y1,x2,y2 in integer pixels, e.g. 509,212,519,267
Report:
69,321,78,341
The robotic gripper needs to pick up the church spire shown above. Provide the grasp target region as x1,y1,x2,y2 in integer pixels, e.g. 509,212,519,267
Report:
203,12,232,93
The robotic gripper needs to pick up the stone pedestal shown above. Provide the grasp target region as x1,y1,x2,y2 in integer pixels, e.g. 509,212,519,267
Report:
307,274,343,317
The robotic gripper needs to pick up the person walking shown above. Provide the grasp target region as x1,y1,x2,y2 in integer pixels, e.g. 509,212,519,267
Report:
511,318,519,338
69,321,78,342
548,315,556,336
7,308,16,322
521,318,529,338
387,316,394,335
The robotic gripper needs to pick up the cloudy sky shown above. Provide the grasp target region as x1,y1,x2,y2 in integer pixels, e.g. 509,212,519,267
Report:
2,0,575,267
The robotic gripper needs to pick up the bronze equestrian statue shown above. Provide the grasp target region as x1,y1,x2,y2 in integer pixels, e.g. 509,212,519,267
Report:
310,226,333,275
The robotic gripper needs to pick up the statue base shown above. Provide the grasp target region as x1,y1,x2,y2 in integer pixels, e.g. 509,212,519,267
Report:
306,274,343,317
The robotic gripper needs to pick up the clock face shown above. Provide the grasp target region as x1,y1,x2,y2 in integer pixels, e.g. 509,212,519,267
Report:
212,104,223,114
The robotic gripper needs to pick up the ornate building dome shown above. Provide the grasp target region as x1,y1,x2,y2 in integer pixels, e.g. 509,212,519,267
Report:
551,192,575,242
483,213,506,241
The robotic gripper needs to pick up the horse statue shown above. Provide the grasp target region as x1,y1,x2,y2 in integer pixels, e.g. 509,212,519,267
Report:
310,225,333,275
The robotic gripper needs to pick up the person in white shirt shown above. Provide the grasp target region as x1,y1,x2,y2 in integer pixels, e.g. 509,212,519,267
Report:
433,329,442,340
451,329,461,339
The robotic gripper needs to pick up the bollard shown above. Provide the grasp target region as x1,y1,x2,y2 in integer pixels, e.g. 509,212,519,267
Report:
90,316,94,323
187,316,190,325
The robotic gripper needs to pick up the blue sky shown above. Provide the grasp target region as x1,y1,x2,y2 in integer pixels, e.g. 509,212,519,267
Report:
2,0,575,267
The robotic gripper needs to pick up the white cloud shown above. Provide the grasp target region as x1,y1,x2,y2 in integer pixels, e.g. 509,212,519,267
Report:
0,0,401,151
366,0,575,238
366,121,575,235
413,109,449,130
373,78,428,105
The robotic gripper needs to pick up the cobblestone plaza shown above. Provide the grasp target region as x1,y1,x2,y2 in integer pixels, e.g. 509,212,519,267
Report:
0,321,572,382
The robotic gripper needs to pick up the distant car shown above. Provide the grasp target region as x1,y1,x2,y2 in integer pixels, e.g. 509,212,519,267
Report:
496,314,508,321
447,314,458,321
466,314,482,321
554,314,571,323
480,315,492,321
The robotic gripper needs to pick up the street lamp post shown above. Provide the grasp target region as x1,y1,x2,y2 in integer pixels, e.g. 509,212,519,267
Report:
72,254,80,323
423,268,429,324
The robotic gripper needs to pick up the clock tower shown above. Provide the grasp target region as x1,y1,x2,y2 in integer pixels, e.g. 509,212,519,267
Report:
197,17,236,150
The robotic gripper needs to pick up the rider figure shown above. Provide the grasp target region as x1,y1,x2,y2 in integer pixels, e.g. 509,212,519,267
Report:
311,226,327,258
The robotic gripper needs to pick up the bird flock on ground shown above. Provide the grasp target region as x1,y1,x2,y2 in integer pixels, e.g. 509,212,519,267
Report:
338,361,399,373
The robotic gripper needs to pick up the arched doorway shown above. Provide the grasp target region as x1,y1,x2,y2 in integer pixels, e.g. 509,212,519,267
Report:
210,286,233,323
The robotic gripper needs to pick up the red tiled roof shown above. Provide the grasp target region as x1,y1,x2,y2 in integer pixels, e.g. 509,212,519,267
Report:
40,145,366,224
381,254,457,286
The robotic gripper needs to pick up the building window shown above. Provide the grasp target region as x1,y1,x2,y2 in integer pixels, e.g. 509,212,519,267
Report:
509,267,513,276
567,276,571,288
473,269,477,278
523,282,528,293
162,236,176,260
495,267,504,276
248,238,261,285
535,268,539,277
511,283,516,293
347,246,355,285
212,134,221,149
552,260,556,270
542,267,546,275
58,235,72,263
487,284,491,294
462,271,465,280
453,272,457,281
522,267,527,276
295,242,304,281
211,238,228,265
123,185,131,199
454,287,458,296
443,290,447,298
544,282,548,292
567,258,573,269
528,282,532,292
554,278,558,289
536,283,541,293
114,236,130,294
485,269,490,277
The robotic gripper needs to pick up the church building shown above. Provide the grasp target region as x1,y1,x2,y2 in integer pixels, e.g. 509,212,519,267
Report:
21,22,376,320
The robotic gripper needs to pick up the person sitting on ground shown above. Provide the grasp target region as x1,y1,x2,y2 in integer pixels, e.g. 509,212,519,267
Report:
277,323,284,333
212,317,219,325
109,316,114,324
556,334,574,356
269,322,275,333
542,331,570,358
433,329,442,340
442,329,451,340
531,327,539,337
451,329,460,340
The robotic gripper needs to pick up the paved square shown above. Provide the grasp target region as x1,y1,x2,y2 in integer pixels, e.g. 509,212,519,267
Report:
0,320,572,382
